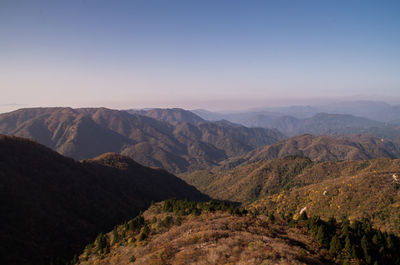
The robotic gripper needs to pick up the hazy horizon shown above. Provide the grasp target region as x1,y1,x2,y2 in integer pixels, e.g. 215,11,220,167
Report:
2,96,400,115
1,1,399,114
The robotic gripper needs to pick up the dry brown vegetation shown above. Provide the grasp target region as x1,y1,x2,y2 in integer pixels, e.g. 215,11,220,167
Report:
181,155,400,238
250,158,400,235
78,203,335,265
223,134,400,168
181,155,400,202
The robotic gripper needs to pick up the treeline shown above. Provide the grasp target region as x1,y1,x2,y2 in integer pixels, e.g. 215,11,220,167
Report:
162,199,247,216
292,212,400,265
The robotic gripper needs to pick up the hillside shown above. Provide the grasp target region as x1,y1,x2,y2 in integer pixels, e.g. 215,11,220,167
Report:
77,200,400,265
0,135,208,265
222,134,400,168
0,107,283,173
126,108,205,125
182,156,400,238
249,158,400,236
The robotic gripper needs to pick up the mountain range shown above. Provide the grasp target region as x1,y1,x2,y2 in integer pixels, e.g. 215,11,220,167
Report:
193,110,391,137
193,100,400,122
3,105,400,264
0,107,283,173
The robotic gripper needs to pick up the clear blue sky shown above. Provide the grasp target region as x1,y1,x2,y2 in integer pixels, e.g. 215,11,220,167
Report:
1,0,399,112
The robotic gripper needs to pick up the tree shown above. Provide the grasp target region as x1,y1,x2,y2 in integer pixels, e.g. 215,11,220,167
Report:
316,225,329,246
329,235,342,254
361,235,372,264
112,228,120,245
344,236,352,254
95,233,107,254
139,225,150,241
341,218,350,236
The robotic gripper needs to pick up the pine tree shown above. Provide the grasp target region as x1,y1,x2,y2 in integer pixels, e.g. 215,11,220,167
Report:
112,227,119,245
139,225,150,241
329,235,342,254
351,245,358,259
361,235,372,264
316,225,328,246
95,233,107,254
345,236,352,254
341,219,350,237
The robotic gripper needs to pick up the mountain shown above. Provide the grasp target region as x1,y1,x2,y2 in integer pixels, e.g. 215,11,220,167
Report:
126,108,205,125
181,156,313,203
262,100,393,120
180,134,400,203
76,200,400,265
294,113,383,135
200,100,400,122
0,107,284,173
250,157,400,236
222,134,400,168
194,109,385,137
0,135,208,265
182,151,400,237
191,109,226,121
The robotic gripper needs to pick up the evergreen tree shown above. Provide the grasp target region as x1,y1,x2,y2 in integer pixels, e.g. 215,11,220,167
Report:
139,225,150,241
329,235,342,254
344,236,352,254
341,218,350,237
316,225,328,246
112,227,119,245
95,233,107,254
361,235,372,264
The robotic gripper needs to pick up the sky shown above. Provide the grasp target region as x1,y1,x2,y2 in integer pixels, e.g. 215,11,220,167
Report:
1,0,400,113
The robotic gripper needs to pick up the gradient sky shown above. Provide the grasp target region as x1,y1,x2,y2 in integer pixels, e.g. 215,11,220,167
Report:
1,0,400,112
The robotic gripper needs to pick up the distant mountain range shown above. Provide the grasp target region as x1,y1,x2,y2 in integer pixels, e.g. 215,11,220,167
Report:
0,107,283,173
0,135,208,264
194,100,400,121
192,100,400,138
193,110,393,136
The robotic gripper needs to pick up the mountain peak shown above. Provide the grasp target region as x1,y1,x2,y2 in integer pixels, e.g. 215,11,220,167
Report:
88,152,139,169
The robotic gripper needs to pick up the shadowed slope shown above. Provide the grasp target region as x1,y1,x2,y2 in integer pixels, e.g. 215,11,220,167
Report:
0,135,208,265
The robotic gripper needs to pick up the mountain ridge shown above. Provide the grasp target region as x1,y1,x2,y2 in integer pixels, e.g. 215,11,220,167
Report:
0,134,208,264
0,107,284,173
